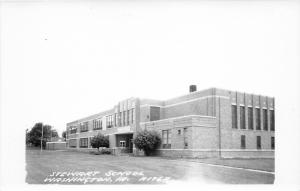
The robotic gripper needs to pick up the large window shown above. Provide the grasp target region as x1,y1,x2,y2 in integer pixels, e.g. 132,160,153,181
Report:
131,108,135,124
162,130,172,149
248,107,253,130
271,137,275,150
70,126,77,134
127,110,130,125
80,122,89,132
241,135,246,149
256,136,261,150
263,109,268,131
79,138,88,148
255,108,261,130
231,105,238,129
93,119,102,130
106,115,113,128
240,106,245,129
114,113,117,127
123,112,126,126
270,110,275,131
118,112,121,126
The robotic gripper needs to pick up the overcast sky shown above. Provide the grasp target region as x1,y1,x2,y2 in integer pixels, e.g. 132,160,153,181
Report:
1,0,300,186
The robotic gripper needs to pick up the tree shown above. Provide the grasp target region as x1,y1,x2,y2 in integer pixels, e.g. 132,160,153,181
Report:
62,131,66,141
90,133,109,151
133,129,161,156
26,122,58,148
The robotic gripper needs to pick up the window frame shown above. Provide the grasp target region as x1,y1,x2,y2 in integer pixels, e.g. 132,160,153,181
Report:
241,135,246,149
256,136,262,150
248,107,253,130
231,105,238,129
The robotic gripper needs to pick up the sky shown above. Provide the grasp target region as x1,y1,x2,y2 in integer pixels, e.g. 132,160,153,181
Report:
1,0,300,187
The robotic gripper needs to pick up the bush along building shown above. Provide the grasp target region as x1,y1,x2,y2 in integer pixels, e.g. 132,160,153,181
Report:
66,86,275,158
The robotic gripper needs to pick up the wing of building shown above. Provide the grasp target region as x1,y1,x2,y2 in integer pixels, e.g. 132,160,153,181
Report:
66,86,275,158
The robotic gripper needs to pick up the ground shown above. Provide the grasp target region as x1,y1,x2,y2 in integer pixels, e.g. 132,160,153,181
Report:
26,149,274,184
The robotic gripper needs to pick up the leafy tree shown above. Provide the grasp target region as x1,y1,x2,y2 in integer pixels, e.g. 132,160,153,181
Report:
90,133,109,151
133,129,161,156
26,122,58,148
62,131,66,141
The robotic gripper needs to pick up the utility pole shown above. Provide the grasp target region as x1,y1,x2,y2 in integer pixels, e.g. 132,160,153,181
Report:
41,125,43,152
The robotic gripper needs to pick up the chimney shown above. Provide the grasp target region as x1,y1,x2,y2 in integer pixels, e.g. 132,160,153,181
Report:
189,85,197,93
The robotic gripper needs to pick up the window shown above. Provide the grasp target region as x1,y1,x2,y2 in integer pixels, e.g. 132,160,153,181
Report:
120,141,126,147
127,110,130,125
118,112,121,126
128,110,131,125
70,126,77,134
248,107,253,130
270,110,275,131
162,130,171,149
114,113,117,127
231,105,237,129
80,122,88,132
240,106,245,129
183,128,188,149
257,136,261,149
80,138,88,148
263,109,268,131
241,135,246,149
178,129,181,135
123,112,126,126
131,108,135,124
93,119,102,130
106,115,113,128
255,108,261,130
271,137,275,150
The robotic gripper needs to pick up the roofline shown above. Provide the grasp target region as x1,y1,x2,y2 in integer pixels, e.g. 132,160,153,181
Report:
66,87,275,126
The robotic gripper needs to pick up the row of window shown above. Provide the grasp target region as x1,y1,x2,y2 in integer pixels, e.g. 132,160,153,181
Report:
118,109,135,127
69,109,136,134
240,135,275,150
232,105,275,131
93,119,102,130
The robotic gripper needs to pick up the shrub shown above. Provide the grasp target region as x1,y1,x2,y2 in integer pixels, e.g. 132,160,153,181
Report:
90,133,109,151
133,130,161,156
100,149,111,155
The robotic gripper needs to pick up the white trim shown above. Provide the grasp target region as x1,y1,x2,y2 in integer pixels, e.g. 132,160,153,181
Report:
140,95,230,108
46,142,66,144
140,115,216,125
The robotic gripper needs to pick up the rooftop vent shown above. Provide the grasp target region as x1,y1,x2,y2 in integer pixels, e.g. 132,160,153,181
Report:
189,85,197,93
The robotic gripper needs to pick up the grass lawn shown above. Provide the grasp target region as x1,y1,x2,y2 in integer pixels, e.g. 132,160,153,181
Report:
26,149,274,184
